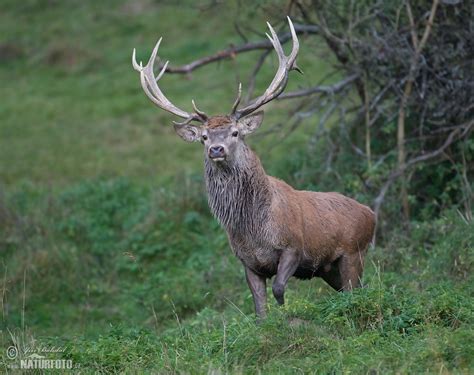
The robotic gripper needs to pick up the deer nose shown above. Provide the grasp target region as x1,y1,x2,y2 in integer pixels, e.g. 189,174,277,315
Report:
209,145,225,159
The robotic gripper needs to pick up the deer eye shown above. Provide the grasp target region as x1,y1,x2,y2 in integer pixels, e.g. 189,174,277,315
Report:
232,131,239,137
202,134,208,141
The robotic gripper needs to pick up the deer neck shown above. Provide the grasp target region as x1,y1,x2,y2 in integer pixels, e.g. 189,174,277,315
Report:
204,143,271,234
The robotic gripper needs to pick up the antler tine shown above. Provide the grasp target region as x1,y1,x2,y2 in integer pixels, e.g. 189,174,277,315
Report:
156,60,169,81
132,48,143,71
132,39,206,123
232,17,300,120
172,117,195,126
192,100,208,120
230,82,242,114
266,22,285,58
287,16,299,67
287,16,302,74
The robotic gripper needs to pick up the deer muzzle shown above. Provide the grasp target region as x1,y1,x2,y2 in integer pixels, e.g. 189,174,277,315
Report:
208,145,226,160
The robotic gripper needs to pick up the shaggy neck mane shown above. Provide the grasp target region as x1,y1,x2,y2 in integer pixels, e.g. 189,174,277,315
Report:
204,144,271,235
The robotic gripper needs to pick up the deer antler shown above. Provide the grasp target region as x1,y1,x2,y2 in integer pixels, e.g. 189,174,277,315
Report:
230,17,300,119
132,38,208,124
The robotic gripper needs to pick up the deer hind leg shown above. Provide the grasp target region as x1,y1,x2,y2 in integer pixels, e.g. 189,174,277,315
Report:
320,257,343,291
272,249,300,305
339,250,366,291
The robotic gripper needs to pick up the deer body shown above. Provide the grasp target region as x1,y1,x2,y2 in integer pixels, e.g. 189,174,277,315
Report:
204,133,375,316
133,18,375,319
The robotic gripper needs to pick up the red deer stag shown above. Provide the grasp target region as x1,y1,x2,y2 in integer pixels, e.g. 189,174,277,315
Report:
132,18,376,319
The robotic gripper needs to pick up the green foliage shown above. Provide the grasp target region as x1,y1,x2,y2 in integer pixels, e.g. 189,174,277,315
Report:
1,178,473,373
58,179,149,256
60,281,474,373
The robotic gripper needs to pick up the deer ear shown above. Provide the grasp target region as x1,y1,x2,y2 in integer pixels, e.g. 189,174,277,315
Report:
237,111,264,135
173,123,202,142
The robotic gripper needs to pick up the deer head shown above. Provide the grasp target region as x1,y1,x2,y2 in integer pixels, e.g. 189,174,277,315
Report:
132,17,299,165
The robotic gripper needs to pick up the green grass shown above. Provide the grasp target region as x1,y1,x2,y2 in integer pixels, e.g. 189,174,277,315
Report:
1,178,472,373
1,1,473,374
0,0,329,187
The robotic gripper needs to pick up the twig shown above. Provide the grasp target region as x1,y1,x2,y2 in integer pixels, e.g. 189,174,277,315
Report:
373,121,472,218
233,21,248,43
396,0,440,221
277,73,359,99
363,75,372,168
244,49,272,104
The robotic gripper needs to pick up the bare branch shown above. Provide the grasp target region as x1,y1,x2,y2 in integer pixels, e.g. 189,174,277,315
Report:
161,24,318,74
244,49,272,104
234,21,248,43
373,120,473,218
406,1,419,50
277,73,359,99
397,0,440,220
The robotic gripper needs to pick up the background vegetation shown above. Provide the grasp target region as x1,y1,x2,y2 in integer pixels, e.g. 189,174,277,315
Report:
0,0,472,373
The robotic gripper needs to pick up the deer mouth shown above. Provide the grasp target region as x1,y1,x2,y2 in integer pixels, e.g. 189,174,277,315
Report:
210,156,226,162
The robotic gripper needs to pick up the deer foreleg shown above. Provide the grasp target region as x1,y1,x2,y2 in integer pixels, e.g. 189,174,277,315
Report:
245,266,267,319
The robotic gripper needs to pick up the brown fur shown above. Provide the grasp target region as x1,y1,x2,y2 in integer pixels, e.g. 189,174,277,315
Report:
203,128,376,318
206,115,232,129
268,176,375,278
174,114,376,319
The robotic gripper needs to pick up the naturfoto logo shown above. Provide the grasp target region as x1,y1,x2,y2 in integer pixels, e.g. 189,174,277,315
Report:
6,345,76,370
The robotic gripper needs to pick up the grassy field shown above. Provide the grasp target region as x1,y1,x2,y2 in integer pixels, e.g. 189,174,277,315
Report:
0,0,325,187
1,1,473,373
